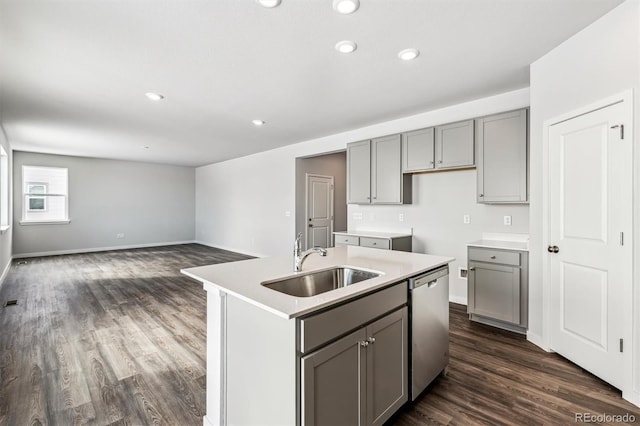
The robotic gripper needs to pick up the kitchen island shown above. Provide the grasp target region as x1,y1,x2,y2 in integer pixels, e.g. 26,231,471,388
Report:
182,245,454,426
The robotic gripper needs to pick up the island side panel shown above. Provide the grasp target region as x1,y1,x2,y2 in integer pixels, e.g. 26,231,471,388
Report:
204,288,226,426
226,294,297,425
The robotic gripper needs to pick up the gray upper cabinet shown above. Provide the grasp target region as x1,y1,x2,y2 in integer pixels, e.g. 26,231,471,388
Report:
476,109,528,203
402,127,435,172
435,119,475,169
347,135,410,204
347,140,372,204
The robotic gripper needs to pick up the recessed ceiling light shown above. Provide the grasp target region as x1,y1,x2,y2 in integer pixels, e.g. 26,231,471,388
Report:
256,0,281,7
252,119,266,126
145,92,164,101
398,48,420,61
335,40,357,54
333,0,359,14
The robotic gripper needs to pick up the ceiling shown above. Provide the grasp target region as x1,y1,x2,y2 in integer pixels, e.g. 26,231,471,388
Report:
0,0,623,167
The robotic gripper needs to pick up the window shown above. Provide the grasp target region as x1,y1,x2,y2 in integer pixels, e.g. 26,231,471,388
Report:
0,146,9,230
22,166,69,224
27,183,47,211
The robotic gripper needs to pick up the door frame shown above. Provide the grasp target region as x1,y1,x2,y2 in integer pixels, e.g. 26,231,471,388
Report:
541,89,634,398
305,173,334,250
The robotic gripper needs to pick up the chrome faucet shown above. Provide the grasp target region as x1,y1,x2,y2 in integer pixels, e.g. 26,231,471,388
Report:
294,232,327,272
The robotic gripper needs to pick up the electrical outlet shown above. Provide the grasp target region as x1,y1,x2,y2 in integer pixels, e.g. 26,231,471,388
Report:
353,212,363,220
463,214,470,224
116,233,125,239
459,267,468,279
284,211,291,217
398,213,404,222
504,215,512,226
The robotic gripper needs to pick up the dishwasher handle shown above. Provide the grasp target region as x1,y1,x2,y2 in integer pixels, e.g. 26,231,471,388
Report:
409,266,448,289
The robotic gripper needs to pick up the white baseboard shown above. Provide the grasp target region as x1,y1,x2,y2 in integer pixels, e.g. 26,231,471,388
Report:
623,389,640,409
12,240,197,259
0,255,13,289
194,240,266,258
203,415,216,426
526,331,550,352
449,295,467,305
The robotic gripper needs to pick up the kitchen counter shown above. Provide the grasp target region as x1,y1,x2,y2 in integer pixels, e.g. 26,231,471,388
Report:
333,230,412,239
467,239,529,251
181,245,454,319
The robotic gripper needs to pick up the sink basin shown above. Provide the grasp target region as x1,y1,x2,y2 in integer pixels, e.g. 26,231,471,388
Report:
262,267,380,297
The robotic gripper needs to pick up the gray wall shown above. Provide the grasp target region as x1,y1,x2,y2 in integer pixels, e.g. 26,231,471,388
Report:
0,127,12,282
13,151,196,256
295,152,347,249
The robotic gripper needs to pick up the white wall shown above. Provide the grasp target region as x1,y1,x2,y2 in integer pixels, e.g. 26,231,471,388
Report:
196,87,530,303
529,0,639,402
13,151,196,256
0,127,12,284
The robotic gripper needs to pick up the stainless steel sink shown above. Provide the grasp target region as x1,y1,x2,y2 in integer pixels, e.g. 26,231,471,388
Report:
262,267,380,297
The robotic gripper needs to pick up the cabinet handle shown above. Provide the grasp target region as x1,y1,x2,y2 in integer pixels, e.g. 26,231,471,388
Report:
430,161,434,165
547,245,560,253
490,255,496,259
469,267,475,271
373,197,377,200
367,337,376,344
438,160,443,164
479,194,484,197
359,341,369,347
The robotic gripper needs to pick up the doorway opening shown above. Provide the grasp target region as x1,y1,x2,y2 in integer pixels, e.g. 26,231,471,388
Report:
295,151,347,250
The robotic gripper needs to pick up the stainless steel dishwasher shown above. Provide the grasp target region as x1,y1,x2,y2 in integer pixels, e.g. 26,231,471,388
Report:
409,265,449,400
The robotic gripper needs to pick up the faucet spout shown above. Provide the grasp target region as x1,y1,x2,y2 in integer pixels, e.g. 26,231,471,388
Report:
293,233,327,272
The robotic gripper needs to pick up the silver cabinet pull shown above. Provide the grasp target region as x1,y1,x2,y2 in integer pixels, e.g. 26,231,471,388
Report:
547,245,559,253
359,341,369,347
367,337,376,344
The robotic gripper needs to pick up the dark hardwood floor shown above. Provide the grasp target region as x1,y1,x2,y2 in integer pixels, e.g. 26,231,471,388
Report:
0,243,638,425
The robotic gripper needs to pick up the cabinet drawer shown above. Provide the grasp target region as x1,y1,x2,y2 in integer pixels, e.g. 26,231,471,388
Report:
335,235,360,246
299,282,407,354
359,237,390,250
468,247,520,266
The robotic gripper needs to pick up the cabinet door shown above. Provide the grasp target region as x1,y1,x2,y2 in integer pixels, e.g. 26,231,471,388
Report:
371,134,402,204
476,109,528,203
435,119,474,169
468,261,521,324
366,307,408,426
347,140,371,204
402,128,434,172
301,328,367,426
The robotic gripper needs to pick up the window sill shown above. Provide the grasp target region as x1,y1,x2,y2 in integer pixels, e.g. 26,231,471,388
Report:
19,220,70,226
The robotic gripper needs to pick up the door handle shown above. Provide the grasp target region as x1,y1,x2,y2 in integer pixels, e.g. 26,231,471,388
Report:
547,245,559,253
308,224,313,228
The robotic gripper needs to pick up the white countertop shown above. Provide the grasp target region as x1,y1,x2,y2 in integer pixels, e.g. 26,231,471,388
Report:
181,245,454,319
333,230,412,239
467,239,529,251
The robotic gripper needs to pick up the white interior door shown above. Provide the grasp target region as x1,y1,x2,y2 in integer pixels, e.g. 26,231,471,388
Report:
306,174,334,249
548,100,632,390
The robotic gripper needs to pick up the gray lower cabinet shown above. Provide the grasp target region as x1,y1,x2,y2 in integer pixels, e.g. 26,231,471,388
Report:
467,247,528,332
334,232,412,252
476,108,528,203
301,307,408,426
435,119,475,169
347,135,411,204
